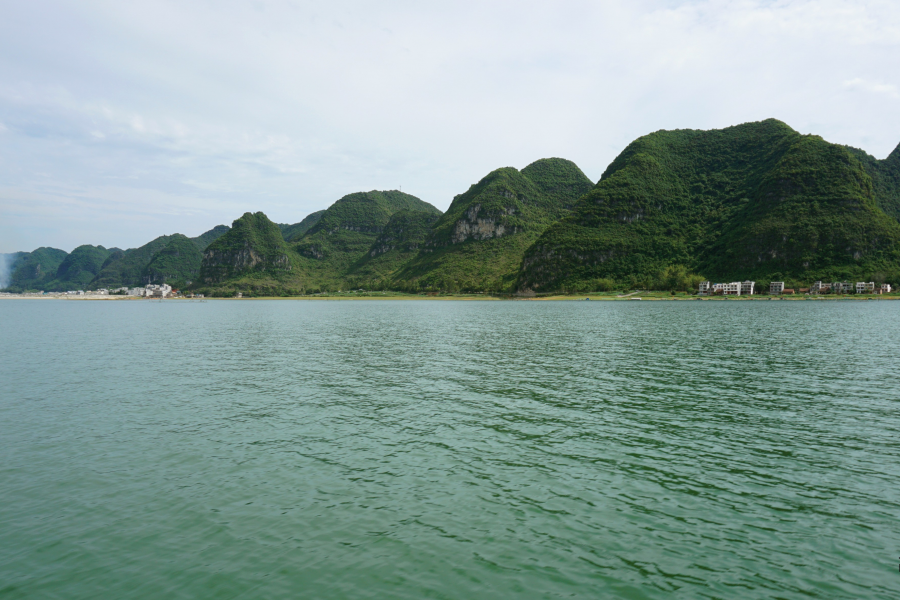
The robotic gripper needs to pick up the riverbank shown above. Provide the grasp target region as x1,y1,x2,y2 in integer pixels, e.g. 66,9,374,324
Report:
3,291,899,301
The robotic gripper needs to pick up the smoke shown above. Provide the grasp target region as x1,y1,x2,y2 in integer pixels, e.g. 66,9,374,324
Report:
0,254,13,289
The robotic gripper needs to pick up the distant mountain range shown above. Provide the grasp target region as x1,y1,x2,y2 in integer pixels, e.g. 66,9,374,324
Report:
4,120,899,295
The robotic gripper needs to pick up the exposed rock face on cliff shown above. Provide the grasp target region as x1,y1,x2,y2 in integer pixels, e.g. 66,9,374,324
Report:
393,158,593,291
200,212,293,283
450,203,520,243
518,119,900,291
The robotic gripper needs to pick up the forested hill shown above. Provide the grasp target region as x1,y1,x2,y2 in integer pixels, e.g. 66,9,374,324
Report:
5,120,900,295
519,120,900,292
391,158,593,292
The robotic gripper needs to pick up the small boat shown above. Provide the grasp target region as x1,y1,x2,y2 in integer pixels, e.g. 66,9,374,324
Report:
630,297,641,301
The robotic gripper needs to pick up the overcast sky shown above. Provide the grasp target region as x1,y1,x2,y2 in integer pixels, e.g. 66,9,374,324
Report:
1,0,899,253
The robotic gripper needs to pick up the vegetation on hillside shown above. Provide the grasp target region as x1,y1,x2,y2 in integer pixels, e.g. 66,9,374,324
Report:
290,191,442,290
7,121,900,296
91,235,178,288
143,235,203,287
2,247,69,292
191,225,230,251
345,209,441,287
396,158,593,291
848,143,900,221
42,245,111,290
520,120,900,291
199,212,293,284
279,210,325,242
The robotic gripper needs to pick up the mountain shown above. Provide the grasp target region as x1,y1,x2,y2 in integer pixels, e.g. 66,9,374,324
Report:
199,212,293,286
43,245,112,290
848,143,900,222
2,247,68,291
90,227,226,288
394,158,592,292
279,210,325,242
92,235,179,288
292,190,442,289
143,234,203,286
191,225,230,251
519,120,900,292
346,209,442,287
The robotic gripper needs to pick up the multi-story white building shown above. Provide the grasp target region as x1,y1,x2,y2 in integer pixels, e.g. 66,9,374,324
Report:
831,282,852,294
698,281,711,295
811,281,830,293
741,281,755,295
769,281,785,295
722,282,742,295
141,284,173,298
882,284,892,293
856,282,875,294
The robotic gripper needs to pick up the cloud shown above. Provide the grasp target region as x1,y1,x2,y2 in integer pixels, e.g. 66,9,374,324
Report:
842,78,900,98
0,0,899,252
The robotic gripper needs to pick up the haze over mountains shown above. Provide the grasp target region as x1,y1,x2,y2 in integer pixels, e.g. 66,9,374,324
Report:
4,120,900,295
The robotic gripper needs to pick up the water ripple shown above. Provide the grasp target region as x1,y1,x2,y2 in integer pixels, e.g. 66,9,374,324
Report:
1,299,898,599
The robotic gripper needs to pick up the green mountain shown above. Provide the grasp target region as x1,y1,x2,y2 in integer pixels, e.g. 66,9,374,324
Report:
144,234,203,286
292,190,442,289
346,209,441,287
43,245,112,290
519,120,900,292
848,143,900,221
92,235,178,288
280,210,325,242
200,212,293,285
191,225,230,251
394,158,592,292
2,247,69,291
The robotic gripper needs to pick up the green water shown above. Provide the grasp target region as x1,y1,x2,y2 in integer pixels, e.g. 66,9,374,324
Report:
1,299,898,599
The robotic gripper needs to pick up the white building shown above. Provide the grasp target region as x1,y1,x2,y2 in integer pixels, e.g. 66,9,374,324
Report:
143,284,172,298
769,281,784,295
831,281,852,294
722,282,742,295
698,281,711,295
882,284,892,293
741,281,755,295
856,282,875,294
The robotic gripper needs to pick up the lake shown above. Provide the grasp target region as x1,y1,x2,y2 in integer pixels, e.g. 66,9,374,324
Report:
1,299,898,599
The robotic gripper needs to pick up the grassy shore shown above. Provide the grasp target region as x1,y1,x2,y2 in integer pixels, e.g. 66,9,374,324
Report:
202,290,900,301
4,291,899,301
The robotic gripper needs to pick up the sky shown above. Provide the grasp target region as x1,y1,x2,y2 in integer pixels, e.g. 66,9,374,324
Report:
1,0,899,253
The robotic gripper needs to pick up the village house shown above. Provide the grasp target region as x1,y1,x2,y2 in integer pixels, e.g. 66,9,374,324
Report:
741,281,755,295
698,281,711,295
855,282,875,294
882,284,892,293
769,281,784,295
831,282,853,294
139,284,173,298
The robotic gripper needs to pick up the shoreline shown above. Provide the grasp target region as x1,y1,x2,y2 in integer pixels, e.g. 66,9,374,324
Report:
2,293,899,301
